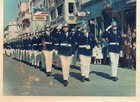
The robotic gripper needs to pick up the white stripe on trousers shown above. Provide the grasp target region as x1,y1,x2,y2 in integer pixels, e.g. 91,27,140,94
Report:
29,50,32,63
60,55,72,80
20,50,23,61
109,52,119,77
22,50,25,61
79,55,91,78
43,50,53,72
32,50,38,65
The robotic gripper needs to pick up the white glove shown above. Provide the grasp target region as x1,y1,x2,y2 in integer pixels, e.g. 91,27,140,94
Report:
86,45,90,49
55,50,58,54
106,25,112,31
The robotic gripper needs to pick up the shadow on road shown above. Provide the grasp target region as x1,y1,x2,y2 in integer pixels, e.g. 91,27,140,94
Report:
70,72,82,82
70,65,81,71
90,71,112,80
53,74,64,84
53,65,62,72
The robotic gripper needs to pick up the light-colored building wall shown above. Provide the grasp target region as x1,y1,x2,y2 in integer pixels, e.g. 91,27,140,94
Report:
17,0,32,35
48,0,77,28
4,22,18,40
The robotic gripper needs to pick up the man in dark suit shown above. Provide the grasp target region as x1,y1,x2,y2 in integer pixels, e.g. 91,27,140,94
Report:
102,21,122,81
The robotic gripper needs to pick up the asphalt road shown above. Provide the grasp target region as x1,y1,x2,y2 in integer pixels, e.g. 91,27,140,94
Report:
3,55,136,96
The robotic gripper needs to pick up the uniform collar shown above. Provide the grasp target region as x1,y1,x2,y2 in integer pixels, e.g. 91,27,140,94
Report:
46,31,50,36
84,32,89,37
112,30,117,35
64,32,69,37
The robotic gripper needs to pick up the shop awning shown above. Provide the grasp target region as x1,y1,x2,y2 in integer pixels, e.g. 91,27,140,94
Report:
126,0,136,4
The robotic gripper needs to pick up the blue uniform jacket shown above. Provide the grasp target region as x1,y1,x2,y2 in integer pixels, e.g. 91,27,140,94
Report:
78,32,96,56
40,33,54,51
102,30,122,53
38,35,42,51
21,39,24,50
58,31,75,56
24,38,27,50
32,36,39,50
51,29,62,51
26,38,32,50
74,31,83,50
17,39,21,50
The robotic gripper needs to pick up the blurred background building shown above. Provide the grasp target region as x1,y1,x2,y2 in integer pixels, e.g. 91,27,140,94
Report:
4,0,136,39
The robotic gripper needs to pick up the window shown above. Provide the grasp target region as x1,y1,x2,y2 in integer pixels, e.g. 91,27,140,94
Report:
50,9,56,20
68,3,74,14
57,4,64,16
40,4,43,8
43,0,46,7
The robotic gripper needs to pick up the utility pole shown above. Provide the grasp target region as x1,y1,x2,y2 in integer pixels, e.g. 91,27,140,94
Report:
30,0,34,33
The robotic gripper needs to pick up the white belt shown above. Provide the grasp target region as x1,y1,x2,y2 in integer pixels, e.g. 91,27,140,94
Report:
55,43,59,45
79,45,86,48
28,44,31,46
110,42,119,45
60,43,71,47
39,43,42,45
33,44,37,46
44,42,52,44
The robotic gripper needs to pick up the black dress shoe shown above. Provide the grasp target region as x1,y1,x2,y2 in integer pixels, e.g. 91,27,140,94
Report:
34,65,38,69
111,77,119,81
81,76,85,82
85,78,90,81
63,80,68,86
29,63,32,67
46,72,50,76
46,72,52,76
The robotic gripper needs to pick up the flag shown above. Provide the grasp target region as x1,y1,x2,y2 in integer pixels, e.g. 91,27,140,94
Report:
33,8,48,16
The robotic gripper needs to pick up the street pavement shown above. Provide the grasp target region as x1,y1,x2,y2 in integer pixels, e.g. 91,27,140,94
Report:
3,55,136,96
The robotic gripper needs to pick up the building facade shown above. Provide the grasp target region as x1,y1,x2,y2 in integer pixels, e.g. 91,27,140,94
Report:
5,0,136,38
111,0,136,33
17,0,32,35
48,0,77,28
4,22,19,41
79,0,136,36
80,0,105,36
30,0,49,32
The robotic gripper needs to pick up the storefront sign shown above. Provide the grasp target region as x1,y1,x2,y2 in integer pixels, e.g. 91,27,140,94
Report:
33,15,46,21
33,8,49,16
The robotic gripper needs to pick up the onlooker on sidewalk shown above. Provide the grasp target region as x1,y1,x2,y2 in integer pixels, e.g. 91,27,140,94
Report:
132,29,136,44
96,43,103,64
122,41,133,69
101,38,109,65
92,43,103,64
92,45,98,64
132,42,136,70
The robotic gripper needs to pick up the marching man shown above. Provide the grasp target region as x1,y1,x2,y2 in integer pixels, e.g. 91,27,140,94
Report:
102,21,122,81
26,33,32,66
58,23,75,86
31,31,40,68
52,24,63,67
78,24,96,82
41,25,54,76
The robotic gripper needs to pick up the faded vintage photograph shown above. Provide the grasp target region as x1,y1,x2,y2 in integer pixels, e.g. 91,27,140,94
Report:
3,0,136,96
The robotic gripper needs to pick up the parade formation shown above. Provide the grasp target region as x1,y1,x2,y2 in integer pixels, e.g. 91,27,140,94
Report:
3,0,136,88
3,20,126,86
